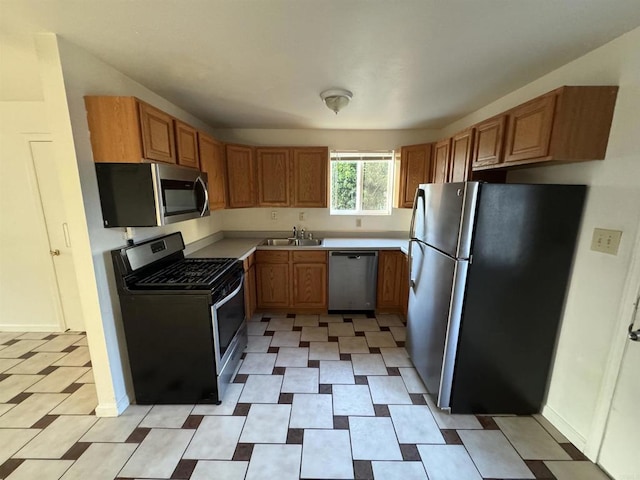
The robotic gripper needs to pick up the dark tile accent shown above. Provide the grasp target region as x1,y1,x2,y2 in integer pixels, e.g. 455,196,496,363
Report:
0,373,8,382
476,415,500,430
264,330,275,336
353,460,373,480
62,345,77,353
19,351,37,359
171,459,197,479
272,366,286,375
366,312,376,318
233,374,248,384
441,429,463,445
308,360,320,368
328,336,339,342
400,443,421,461
61,441,91,460
355,375,368,385
287,313,296,318
356,331,366,337
396,341,405,347
240,353,247,360
299,341,310,348
278,393,294,404
125,427,151,443
62,383,83,394
31,414,59,429
340,353,352,361
386,367,400,376
267,346,279,353
319,322,328,327
369,347,381,354
44,334,58,340
7,392,31,404
319,384,332,394
333,415,349,429
379,326,391,332
83,361,92,368
2,339,19,346
182,415,203,429
559,443,588,461
261,317,271,322
0,459,24,479
374,404,390,417
232,443,254,461
525,460,557,479
343,318,353,323
286,428,304,444
233,403,251,416
293,326,303,332
410,393,427,405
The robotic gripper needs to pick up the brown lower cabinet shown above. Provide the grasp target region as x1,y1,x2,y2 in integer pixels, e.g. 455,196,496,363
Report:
255,250,327,312
243,253,257,320
377,250,409,314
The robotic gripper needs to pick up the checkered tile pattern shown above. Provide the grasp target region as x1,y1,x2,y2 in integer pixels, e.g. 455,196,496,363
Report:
0,317,610,479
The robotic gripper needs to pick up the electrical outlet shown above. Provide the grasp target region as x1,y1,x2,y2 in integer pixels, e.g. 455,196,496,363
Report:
591,228,622,255
299,212,305,221
271,211,277,221
356,218,362,228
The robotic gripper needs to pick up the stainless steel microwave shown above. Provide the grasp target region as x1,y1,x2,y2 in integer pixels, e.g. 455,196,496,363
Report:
95,163,209,227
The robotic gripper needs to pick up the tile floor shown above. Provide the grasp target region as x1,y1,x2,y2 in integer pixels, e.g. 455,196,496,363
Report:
0,314,612,480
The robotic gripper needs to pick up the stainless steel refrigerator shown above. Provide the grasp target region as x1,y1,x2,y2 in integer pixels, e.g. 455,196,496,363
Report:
406,182,586,414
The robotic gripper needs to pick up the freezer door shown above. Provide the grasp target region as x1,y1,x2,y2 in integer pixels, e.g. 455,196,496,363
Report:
406,240,469,408
419,182,479,259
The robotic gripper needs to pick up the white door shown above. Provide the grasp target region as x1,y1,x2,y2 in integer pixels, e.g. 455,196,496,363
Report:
597,284,640,479
29,141,84,331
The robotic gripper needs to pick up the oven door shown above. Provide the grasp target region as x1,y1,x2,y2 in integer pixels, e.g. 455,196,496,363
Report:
154,164,209,225
211,273,247,400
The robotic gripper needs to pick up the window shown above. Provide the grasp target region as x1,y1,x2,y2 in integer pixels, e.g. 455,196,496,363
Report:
330,151,394,215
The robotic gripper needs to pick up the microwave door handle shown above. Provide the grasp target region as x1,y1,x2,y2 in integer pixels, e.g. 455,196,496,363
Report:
196,176,209,216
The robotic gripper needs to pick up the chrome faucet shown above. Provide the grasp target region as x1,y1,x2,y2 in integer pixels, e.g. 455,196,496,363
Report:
300,228,305,239
292,226,297,239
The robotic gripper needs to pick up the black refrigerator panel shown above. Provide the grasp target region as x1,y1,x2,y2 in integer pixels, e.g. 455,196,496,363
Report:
450,183,586,414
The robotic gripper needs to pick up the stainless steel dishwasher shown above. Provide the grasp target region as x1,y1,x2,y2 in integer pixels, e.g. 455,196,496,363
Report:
328,251,378,311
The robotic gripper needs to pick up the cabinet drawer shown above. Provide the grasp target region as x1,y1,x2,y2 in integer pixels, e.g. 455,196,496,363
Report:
243,253,256,272
256,250,289,264
292,251,327,263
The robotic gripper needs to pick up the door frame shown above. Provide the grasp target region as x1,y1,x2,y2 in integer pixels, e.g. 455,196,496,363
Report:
585,224,640,460
24,133,67,332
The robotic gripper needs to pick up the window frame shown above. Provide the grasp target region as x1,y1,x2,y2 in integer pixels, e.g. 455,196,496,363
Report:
329,151,395,216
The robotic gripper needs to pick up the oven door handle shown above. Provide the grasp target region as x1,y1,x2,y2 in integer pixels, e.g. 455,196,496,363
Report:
213,273,245,310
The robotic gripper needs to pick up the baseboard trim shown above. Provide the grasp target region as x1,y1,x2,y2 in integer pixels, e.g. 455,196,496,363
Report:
541,404,588,455
0,324,63,332
95,392,131,417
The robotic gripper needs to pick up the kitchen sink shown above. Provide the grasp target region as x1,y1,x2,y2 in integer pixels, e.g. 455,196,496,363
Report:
261,238,323,247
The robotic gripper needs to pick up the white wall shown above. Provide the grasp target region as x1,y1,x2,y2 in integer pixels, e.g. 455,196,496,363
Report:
441,27,640,452
214,128,436,233
36,34,224,415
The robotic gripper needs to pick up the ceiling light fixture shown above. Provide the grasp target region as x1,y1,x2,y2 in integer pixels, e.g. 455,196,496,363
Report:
320,88,353,114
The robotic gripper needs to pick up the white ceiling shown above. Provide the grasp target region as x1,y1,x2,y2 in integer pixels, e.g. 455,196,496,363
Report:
2,0,640,130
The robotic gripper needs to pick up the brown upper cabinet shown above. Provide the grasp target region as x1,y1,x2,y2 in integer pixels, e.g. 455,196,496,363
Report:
174,120,200,168
291,147,328,208
472,114,506,168
225,144,256,208
198,133,227,210
398,143,433,208
256,148,291,207
433,139,451,184
504,93,556,164
86,96,176,164
449,129,475,182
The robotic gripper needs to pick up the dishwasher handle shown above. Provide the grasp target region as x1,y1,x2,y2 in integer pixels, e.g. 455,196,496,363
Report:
330,251,378,259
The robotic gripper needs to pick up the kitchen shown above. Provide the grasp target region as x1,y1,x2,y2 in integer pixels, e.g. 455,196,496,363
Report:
1,2,639,479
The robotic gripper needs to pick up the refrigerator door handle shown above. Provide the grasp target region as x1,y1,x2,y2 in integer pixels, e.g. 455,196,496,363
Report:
409,188,425,239
408,239,417,289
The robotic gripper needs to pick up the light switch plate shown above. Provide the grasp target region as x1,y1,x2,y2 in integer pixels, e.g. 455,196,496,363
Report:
591,228,622,255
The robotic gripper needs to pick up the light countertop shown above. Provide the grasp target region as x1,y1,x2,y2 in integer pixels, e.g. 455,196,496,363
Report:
188,236,409,260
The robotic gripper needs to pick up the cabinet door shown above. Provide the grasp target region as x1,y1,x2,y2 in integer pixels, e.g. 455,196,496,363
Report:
376,251,405,310
504,93,556,163
432,139,451,184
244,262,257,321
175,121,200,168
256,263,290,308
292,263,327,308
198,133,227,210
292,147,328,207
399,143,433,208
138,101,176,163
472,115,506,168
225,144,256,208
449,129,475,183
256,148,290,206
